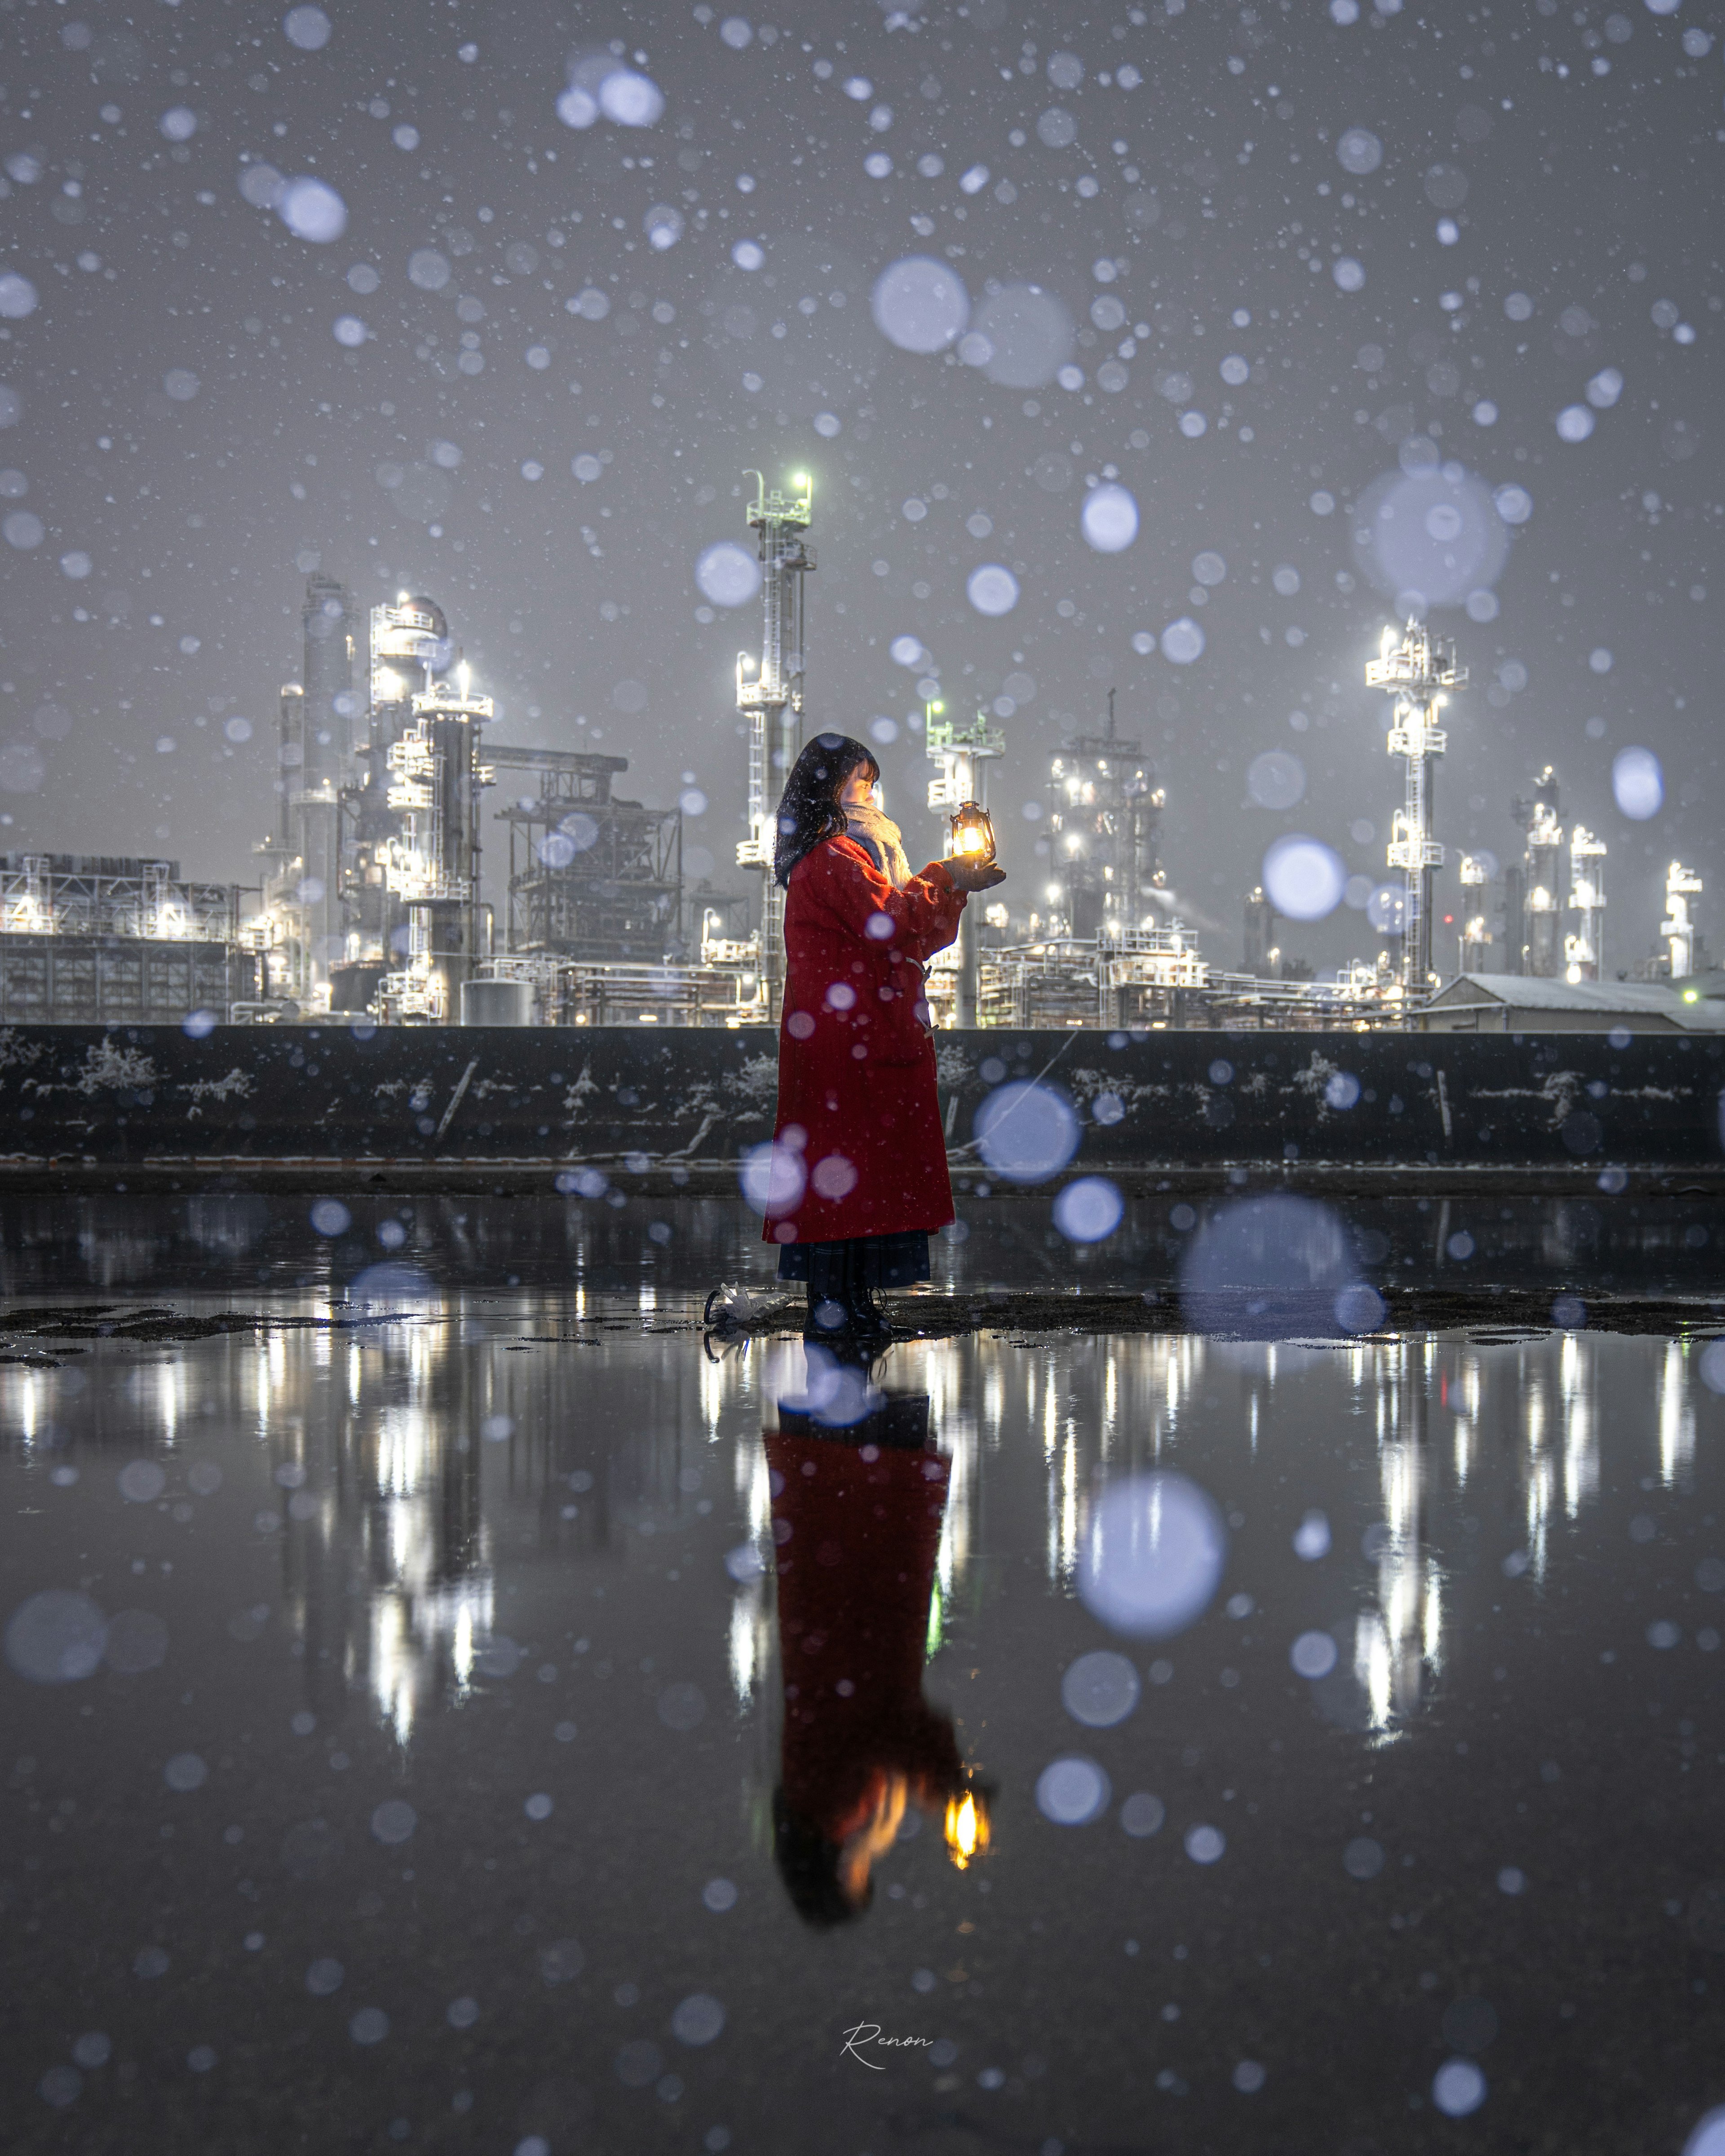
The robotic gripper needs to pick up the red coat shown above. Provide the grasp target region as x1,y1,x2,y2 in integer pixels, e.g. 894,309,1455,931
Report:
762,835,966,1248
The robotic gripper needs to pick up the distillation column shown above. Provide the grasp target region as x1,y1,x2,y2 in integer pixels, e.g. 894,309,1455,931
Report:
1566,826,1606,983
1514,769,1565,980
925,701,1004,1026
734,472,814,1019
1367,619,1465,999
1663,862,1703,979
296,574,357,1011
383,659,494,1022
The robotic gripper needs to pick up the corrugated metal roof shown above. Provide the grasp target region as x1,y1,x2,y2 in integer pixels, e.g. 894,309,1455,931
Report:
1424,973,1725,1030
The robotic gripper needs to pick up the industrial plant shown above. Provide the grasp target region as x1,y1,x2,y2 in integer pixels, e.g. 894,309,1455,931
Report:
0,474,1705,1033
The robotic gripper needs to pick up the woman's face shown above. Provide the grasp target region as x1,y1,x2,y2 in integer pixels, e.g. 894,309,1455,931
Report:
839,766,878,811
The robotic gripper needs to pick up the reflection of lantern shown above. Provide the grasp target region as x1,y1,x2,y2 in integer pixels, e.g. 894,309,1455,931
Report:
949,801,996,864
944,1787,991,1869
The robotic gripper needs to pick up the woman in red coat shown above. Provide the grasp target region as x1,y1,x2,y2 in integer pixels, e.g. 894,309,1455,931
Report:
763,733,1003,1336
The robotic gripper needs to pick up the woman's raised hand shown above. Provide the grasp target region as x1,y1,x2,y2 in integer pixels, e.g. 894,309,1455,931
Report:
942,858,1006,893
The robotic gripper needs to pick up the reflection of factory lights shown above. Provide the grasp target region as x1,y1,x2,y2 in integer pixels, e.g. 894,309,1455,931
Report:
945,1789,989,1869
728,1585,763,1707
1659,1342,1694,1486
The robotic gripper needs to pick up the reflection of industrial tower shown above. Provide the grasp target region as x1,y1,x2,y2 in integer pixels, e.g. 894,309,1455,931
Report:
925,701,1004,1025
1510,766,1564,978
733,471,814,1016
1367,619,1464,997
1357,1341,1443,1732
1046,692,1164,941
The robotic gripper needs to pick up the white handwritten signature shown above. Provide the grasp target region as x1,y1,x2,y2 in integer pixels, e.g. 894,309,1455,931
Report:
840,2022,935,2070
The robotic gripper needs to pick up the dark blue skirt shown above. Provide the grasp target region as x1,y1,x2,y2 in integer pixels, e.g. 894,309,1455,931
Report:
776,1229,932,1298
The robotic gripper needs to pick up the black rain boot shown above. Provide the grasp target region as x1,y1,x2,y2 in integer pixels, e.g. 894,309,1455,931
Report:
844,1284,892,1338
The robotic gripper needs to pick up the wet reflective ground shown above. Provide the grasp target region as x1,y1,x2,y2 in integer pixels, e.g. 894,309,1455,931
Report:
5,1205,1725,2154
4,1187,1725,1300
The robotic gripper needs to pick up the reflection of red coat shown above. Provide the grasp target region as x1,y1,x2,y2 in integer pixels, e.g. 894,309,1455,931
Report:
763,836,966,1247
767,1428,960,1840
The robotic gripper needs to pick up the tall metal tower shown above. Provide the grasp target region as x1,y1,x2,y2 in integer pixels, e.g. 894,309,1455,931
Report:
1458,852,1492,977
1663,862,1703,979
1367,619,1465,998
1511,766,1565,978
298,574,356,1008
1565,826,1607,983
925,700,1004,1025
334,595,452,1012
734,471,815,1016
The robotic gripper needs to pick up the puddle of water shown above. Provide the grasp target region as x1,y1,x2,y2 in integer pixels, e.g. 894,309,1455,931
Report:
4,1265,1725,2149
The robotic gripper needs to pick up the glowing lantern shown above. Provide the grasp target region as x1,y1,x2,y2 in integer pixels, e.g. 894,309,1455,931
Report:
948,801,996,865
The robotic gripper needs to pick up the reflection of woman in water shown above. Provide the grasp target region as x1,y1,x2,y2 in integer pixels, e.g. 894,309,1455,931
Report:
767,1393,989,1926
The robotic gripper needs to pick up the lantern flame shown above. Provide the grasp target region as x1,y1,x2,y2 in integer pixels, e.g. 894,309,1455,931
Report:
949,802,995,863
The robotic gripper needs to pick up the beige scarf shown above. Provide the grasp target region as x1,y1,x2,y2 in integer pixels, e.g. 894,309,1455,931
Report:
842,801,913,889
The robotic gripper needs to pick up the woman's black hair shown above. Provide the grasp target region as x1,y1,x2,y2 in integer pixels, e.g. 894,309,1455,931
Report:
772,1787,869,1929
773,732,880,888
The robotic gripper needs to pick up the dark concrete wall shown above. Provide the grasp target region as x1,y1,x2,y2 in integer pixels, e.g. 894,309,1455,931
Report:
0,1024,1721,1184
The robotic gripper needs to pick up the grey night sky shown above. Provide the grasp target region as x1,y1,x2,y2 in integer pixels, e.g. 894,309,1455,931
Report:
0,0,1718,971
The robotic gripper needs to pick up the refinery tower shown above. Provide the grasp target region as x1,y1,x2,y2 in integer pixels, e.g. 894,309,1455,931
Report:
1046,693,1165,941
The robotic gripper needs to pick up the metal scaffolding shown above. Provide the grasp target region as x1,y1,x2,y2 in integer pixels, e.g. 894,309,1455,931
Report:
971,927,1395,1031
492,746,682,963
0,853,257,1021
